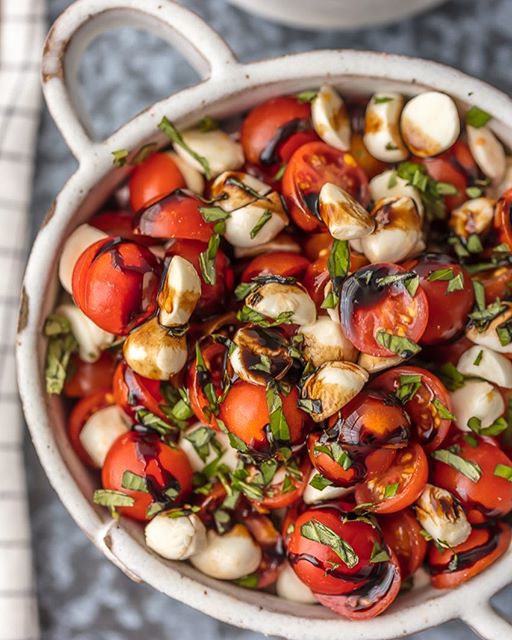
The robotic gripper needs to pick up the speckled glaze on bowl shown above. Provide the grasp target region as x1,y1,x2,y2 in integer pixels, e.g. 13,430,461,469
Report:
16,1,512,638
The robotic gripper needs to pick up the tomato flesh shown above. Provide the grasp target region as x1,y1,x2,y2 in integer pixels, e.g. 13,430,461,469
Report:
129,152,186,211
379,509,427,579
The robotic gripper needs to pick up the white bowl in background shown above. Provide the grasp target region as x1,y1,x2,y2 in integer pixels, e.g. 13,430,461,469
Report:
17,1,512,638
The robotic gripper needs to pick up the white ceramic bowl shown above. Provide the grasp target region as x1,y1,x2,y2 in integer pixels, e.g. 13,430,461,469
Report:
227,0,445,31
17,1,512,638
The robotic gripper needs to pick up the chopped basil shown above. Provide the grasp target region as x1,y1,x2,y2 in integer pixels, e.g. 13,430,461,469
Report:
385,142,398,151
431,448,482,482
146,502,165,518
166,505,201,519
375,330,421,358
298,398,323,415
466,234,483,254
466,186,483,198
236,306,294,327
251,354,272,374
260,458,279,486
370,541,391,563
44,314,78,395
466,106,492,129
131,142,158,165
445,273,464,293
321,290,339,310
447,553,459,572
234,281,259,301
213,508,231,534
436,182,459,196
199,205,231,227
439,363,465,391
427,268,454,282
93,489,134,508
272,164,287,181
112,149,129,167
266,383,291,442
468,415,508,437
250,210,272,239
376,272,420,297
384,482,399,498
197,116,218,132
194,343,219,419
497,318,512,346
235,572,259,589
472,280,486,311
328,239,350,295
230,468,264,501
494,463,512,481
387,170,398,188
314,443,352,470
468,300,507,331
396,162,448,220
282,475,296,494
464,434,479,448
185,427,216,462
396,373,422,403
296,90,318,103
432,398,456,421
158,116,211,178
121,471,149,493
225,176,269,201
473,350,484,366
309,473,333,491
374,96,393,104
300,519,359,568
136,407,177,436
199,233,220,285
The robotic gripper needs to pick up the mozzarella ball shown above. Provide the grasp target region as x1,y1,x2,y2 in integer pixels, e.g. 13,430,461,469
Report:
145,511,207,561
123,317,187,380
311,85,351,151
450,197,496,238
415,484,471,548
489,156,512,198
318,183,375,240
358,351,404,374
400,91,460,157
364,92,408,162
450,380,505,431
79,405,130,468
276,562,318,604
179,425,238,473
303,470,354,505
466,302,512,354
245,282,316,326
158,256,201,327
457,345,512,389
59,223,108,293
56,303,114,363
166,151,205,195
301,361,369,422
467,124,506,184
299,316,358,367
369,170,424,219
174,129,244,177
190,524,262,580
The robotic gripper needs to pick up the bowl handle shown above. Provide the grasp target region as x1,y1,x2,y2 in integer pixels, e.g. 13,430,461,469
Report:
461,603,512,639
41,0,238,159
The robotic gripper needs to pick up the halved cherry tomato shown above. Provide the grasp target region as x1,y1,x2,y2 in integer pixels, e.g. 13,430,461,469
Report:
370,366,452,451
287,507,385,595
403,253,474,345
166,240,234,315
241,252,310,283
428,522,511,589
113,361,168,424
340,263,429,357
282,141,370,232
494,188,512,249
72,238,162,335
355,442,428,513
219,381,307,452
90,210,154,246
101,430,193,522
474,264,512,304
314,548,401,620
129,152,186,211
303,250,368,308
302,232,332,261
432,433,512,517
187,341,227,429
253,457,311,511
349,132,387,179
68,390,114,467
133,192,213,243
379,509,427,579
64,350,117,398
307,432,366,487
241,96,312,167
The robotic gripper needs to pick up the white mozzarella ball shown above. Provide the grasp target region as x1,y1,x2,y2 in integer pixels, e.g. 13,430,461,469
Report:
158,256,201,327
450,197,496,238
59,223,108,293
303,470,354,505
179,425,238,473
369,170,424,219
311,84,351,151
191,525,262,580
299,316,358,367
466,302,512,355
145,511,207,561
79,405,130,468
457,345,512,389
245,282,316,326
364,92,408,162
450,380,505,431
166,151,205,195
56,303,114,363
400,91,460,157
489,157,512,197
358,352,404,374
415,484,471,548
467,124,506,184
276,562,318,604
174,129,244,177
318,183,375,240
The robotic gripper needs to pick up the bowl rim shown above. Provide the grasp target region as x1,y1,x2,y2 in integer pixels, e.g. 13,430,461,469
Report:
16,1,512,638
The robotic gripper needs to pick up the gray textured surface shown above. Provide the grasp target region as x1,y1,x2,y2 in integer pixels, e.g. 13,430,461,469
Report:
26,0,512,638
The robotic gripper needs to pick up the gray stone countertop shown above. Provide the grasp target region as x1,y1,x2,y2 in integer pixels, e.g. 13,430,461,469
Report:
27,0,512,637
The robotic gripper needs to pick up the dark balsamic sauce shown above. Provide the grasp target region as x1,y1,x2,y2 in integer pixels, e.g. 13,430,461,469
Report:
302,192,321,220
259,118,311,166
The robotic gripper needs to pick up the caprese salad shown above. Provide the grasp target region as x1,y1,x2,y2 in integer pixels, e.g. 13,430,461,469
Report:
44,85,512,619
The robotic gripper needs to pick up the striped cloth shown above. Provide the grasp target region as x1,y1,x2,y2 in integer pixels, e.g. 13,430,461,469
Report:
0,0,45,638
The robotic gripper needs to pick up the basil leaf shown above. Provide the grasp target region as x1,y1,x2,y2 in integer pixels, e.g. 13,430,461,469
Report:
197,116,218,132
199,206,230,224
314,443,352,470
384,482,399,498
159,116,211,178
439,363,465,391
121,471,149,493
376,330,421,358
387,171,398,188
236,306,294,327
199,233,220,285
112,149,129,167
395,373,422,403
497,318,512,346
468,300,507,331
447,273,464,293
272,164,287,181
431,448,482,482
494,463,512,481
235,572,259,588
266,384,290,442
136,407,176,436
93,489,134,508
473,350,484,366
298,398,323,416
432,398,456,421
234,281,259,301
468,415,508,437
300,519,359,568
44,314,78,395
131,143,158,165
370,541,391,563
185,427,216,462
296,90,318,103
374,96,393,104
321,290,339,310
309,473,333,491
466,106,492,128
328,239,350,295
466,186,482,198
250,210,272,239
225,176,270,201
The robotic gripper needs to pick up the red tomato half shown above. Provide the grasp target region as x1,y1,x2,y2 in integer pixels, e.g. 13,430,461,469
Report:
187,341,227,429
64,351,117,398
129,152,186,211
379,509,427,579
282,142,369,232
72,238,162,335
253,457,311,511
474,264,512,304
68,390,114,467
241,252,310,283
494,188,512,249
340,263,429,357
370,366,452,451
101,430,193,522
113,361,168,424
307,432,366,487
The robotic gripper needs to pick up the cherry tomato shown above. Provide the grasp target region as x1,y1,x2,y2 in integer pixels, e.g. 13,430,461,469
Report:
307,432,367,487
340,263,429,357
302,232,332,261
303,250,368,308
403,253,474,345
428,522,511,589
355,442,428,513
129,152,186,211
432,433,512,517
133,192,213,243
370,366,452,451
64,351,117,398
350,132,387,179
166,240,234,315
219,381,307,452
241,96,312,167
314,549,401,620
245,515,285,588
68,390,114,467
253,457,311,511
287,506,385,595
379,509,427,579
101,430,193,522
72,238,162,335
474,264,512,304
187,341,227,429
494,188,512,249
90,210,154,246
241,252,310,283
282,141,370,232
113,361,168,424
